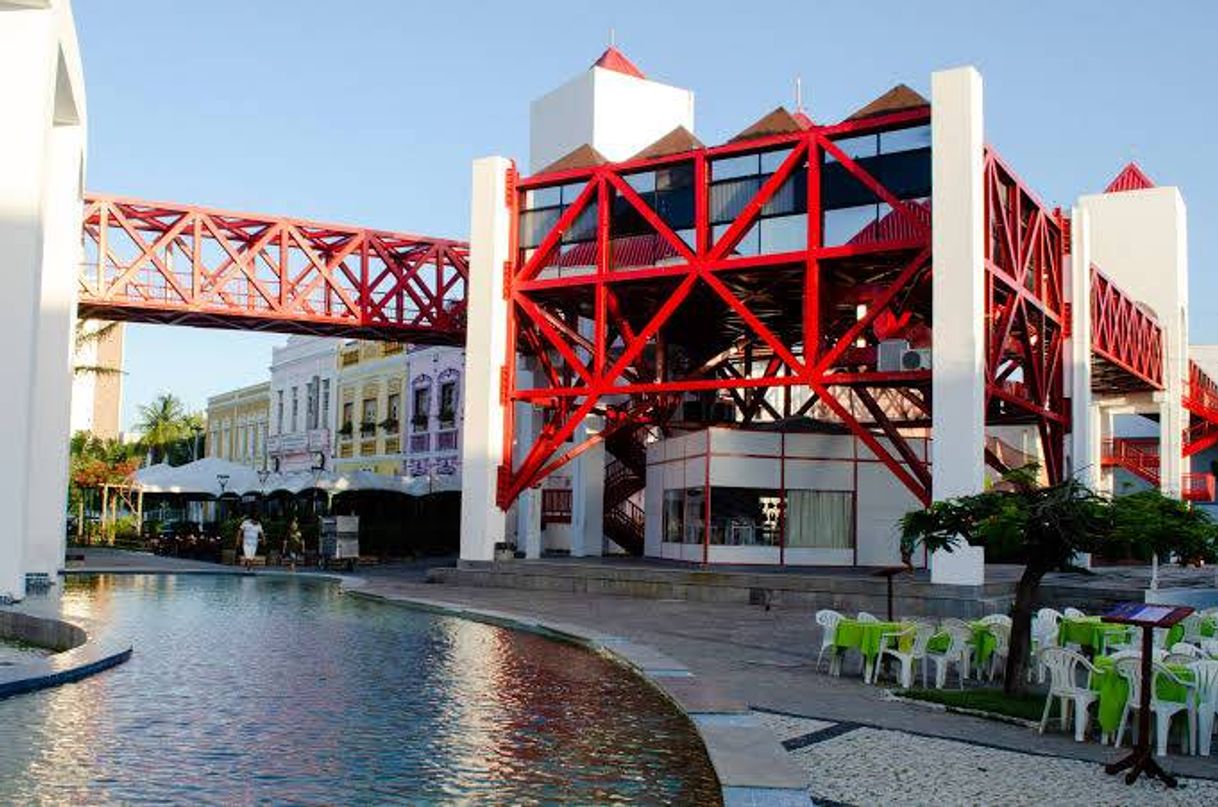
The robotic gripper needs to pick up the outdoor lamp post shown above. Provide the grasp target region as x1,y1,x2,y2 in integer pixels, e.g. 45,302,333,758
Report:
257,468,270,516
216,473,230,521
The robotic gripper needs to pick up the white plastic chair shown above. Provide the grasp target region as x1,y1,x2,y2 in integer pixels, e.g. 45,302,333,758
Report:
856,611,879,623
1038,647,1101,742
926,624,972,689
1031,611,1065,681
1180,614,1206,645
877,622,935,688
1170,642,1203,659
815,609,844,673
987,622,1011,681
980,614,1012,628
1113,657,1196,757
1202,639,1218,659
1063,607,1086,619
1192,660,1218,756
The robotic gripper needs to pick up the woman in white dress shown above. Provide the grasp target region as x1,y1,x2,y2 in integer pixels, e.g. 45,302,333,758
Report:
238,516,263,571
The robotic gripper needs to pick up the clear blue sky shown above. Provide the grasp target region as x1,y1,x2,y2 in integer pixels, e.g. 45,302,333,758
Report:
74,1,1218,430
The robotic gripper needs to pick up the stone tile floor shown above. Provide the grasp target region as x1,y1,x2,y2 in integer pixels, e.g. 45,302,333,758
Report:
755,708,1218,806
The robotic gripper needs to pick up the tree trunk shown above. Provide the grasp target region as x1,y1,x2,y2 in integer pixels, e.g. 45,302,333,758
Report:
1003,565,1045,695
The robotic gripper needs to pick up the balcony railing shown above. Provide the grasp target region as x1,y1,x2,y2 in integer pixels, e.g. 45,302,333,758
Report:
436,430,458,451
409,433,430,453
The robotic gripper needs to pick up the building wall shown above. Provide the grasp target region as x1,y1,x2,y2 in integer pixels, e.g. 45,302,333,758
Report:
403,345,465,479
69,319,124,439
267,335,338,474
333,341,465,478
644,428,925,567
334,340,408,475
205,381,270,470
1079,187,1188,495
529,65,694,171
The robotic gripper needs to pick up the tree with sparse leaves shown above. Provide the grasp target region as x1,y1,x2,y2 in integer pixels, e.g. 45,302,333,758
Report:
900,467,1218,695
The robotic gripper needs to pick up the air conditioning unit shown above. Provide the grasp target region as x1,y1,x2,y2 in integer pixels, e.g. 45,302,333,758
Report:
902,348,933,370
877,339,911,372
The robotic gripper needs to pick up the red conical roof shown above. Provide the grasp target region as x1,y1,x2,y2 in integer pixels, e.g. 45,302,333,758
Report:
1105,162,1155,193
593,46,645,79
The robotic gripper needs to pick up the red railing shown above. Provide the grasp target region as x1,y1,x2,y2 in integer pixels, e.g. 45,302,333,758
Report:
80,195,468,342
540,488,573,526
1102,437,1215,502
1090,266,1163,391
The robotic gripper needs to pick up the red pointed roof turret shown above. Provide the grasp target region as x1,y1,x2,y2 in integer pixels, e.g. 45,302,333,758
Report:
1104,162,1155,193
593,46,646,79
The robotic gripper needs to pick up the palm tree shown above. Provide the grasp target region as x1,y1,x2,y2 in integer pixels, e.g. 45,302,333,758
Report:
136,393,190,465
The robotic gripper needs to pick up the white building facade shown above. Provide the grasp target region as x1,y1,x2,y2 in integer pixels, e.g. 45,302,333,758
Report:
268,336,339,474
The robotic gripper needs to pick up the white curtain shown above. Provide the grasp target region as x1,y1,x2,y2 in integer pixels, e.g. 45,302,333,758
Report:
785,490,853,549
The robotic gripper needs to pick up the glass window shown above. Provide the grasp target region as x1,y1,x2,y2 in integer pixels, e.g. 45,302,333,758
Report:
879,124,931,155
412,387,431,433
387,391,401,433
341,401,353,431
361,398,377,425
321,379,330,429
663,490,684,544
825,133,878,163
708,487,782,546
290,387,299,433
683,488,705,544
276,391,284,433
785,490,854,548
439,381,457,424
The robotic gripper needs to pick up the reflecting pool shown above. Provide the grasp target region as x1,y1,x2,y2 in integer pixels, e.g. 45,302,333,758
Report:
0,574,720,804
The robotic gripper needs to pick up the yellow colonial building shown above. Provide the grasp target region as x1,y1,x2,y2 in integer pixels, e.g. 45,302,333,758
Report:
206,381,271,470
334,341,407,475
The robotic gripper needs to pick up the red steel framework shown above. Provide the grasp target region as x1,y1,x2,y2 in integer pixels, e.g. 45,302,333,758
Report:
497,104,936,509
1089,266,1164,392
79,195,469,343
1184,360,1218,458
982,148,1069,483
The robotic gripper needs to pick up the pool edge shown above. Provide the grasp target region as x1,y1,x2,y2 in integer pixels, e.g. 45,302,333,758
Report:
0,610,133,700
342,581,811,806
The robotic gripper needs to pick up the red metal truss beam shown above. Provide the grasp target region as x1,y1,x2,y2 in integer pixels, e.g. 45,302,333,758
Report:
1090,266,1164,391
79,194,469,343
982,147,1069,483
1184,360,1218,457
499,104,936,507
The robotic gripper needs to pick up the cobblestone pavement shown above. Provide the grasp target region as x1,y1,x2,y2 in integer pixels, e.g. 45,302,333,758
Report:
755,709,1218,806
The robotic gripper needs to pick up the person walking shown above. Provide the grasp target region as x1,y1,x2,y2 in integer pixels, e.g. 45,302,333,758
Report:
238,515,263,572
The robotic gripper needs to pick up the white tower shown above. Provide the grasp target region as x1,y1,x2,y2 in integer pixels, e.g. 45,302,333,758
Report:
529,47,694,172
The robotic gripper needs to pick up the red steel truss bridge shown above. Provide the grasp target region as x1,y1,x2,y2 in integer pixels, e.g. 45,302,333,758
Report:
78,195,468,343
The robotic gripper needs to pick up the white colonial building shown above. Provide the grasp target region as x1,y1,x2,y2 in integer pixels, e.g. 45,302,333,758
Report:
268,336,339,474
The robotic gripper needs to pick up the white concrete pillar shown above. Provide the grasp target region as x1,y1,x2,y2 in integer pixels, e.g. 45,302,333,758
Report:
0,3,85,601
570,417,605,558
1068,206,1097,490
458,157,514,562
514,364,542,559
929,66,986,586
25,121,85,581
1159,391,1183,497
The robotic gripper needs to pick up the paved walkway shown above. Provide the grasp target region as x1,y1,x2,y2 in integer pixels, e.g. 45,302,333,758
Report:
65,551,1218,803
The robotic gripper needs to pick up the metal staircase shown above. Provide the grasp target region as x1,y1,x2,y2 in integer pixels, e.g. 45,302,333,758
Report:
1101,438,1215,501
602,427,648,555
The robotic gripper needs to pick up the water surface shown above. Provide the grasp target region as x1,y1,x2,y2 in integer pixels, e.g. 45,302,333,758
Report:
0,574,719,804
